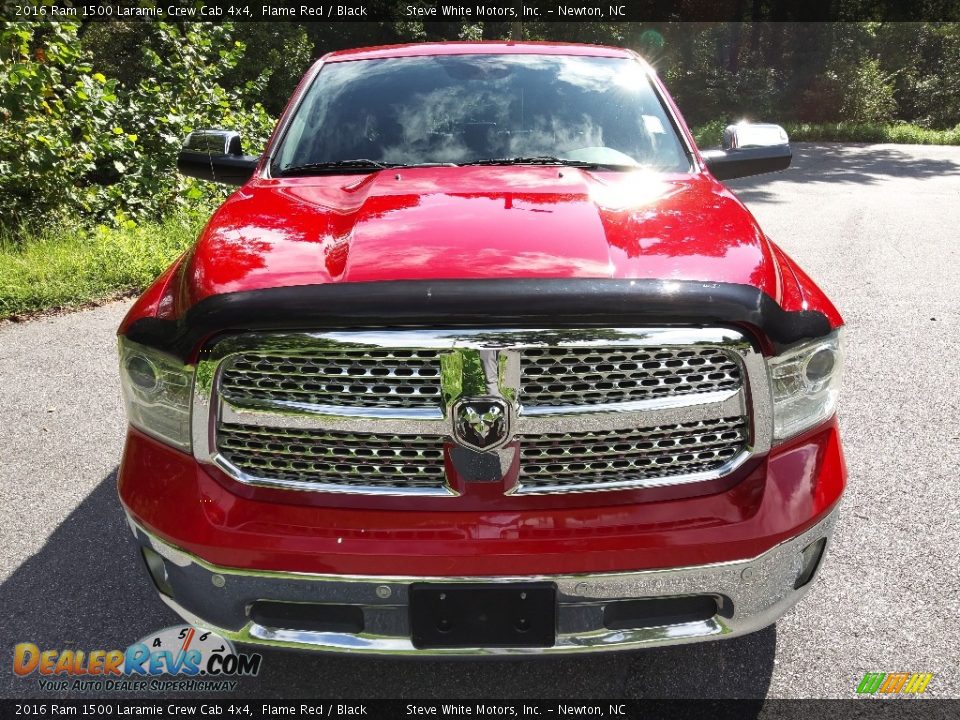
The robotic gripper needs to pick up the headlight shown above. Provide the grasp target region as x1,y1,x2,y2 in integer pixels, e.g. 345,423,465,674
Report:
768,329,844,441
119,338,194,451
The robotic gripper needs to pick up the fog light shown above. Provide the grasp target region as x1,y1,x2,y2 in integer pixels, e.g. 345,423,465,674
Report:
142,547,175,597
794,537,827,589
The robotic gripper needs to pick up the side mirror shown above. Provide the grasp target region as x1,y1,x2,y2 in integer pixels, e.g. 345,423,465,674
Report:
177,130,259,186
701,123,792,181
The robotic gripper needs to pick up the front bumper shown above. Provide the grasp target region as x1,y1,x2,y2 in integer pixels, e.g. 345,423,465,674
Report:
129,508,837,656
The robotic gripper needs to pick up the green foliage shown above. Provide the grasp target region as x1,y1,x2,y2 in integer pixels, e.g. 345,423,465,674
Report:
107,22,274,222
0,22,130,228
881,23,960,129
0,213,202,318
668,64,783,127
691,119,728,149
221,24,313,116
0,20,274,232
800,57,896,124
782,121,960,145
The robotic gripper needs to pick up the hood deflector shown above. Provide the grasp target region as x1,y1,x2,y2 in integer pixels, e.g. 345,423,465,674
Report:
124,279,832,361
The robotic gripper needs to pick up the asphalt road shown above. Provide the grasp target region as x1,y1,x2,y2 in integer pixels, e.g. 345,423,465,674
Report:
1,143,958,700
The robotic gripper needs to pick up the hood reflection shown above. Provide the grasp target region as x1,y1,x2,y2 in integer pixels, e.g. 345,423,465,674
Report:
183,166,776,308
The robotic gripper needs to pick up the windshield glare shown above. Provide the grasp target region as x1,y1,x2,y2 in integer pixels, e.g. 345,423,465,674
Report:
272,54,691,173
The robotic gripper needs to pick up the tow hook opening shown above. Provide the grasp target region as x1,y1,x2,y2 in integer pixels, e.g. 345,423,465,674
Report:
249,600,365,634
602,594,724,630
795,537,828,589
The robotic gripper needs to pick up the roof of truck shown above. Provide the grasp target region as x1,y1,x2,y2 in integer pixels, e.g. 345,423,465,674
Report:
323,41,635,63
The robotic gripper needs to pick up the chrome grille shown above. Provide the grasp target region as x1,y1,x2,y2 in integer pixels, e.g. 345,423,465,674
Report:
219,349,442,409
216,423,447,491
521,346,742,407
197,328,766,496
518,417,748,492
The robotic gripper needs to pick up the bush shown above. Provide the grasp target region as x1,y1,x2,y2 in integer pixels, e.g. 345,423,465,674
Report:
799,57,896,124
105,22,275,223
0,20,276,235
782,121,960,145
667,65,783,128
0,22,131,229
691,119,727,149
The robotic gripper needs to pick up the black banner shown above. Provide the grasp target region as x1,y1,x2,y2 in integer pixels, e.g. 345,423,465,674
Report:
3,0,960,23
2,700,960,720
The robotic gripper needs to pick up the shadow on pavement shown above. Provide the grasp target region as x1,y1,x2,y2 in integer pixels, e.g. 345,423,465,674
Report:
726,142,960,203
1,470,775,702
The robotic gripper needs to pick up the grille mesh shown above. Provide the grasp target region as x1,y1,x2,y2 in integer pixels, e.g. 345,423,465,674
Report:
216,423,447,489
219,349,442,409
518,416,748,490
520,346,741,407
211,336,752,494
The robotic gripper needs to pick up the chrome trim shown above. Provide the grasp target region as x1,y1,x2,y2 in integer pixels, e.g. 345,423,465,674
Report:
182,130,240,156
512,455,750,495
132,508,837,655
513,416,749,495
519,345,741,408
219,402,444,432
192,328,772,496
218,346,443,411
516,388,745,432
211,454,456,497
213,424,454,497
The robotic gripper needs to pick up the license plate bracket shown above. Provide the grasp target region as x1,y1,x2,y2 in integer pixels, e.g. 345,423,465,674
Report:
410,583,556,649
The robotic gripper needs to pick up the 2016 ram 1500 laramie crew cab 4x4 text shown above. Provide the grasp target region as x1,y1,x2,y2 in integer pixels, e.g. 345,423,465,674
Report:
117,42,845,655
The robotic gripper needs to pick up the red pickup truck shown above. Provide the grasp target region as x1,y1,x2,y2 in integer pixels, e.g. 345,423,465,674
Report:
117,42,845,655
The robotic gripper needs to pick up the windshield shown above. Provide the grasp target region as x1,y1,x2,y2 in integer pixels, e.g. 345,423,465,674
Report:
271,54,691,174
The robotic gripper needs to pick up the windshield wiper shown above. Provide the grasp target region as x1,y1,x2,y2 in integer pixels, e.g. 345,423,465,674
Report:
278,159,396,176
460,156,636,170
461,155,582,166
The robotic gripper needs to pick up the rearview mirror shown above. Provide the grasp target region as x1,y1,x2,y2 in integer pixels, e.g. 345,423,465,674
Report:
701,123,792,181
177,130,259,186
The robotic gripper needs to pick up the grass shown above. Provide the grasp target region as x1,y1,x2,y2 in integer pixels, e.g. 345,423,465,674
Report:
0,215,201,320
693,119,960,148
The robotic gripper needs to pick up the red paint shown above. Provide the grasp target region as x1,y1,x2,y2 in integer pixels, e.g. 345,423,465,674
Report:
118,419,844,576
174,169,782,314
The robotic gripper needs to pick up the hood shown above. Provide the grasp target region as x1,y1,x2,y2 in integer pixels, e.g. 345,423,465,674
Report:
181,166,780,309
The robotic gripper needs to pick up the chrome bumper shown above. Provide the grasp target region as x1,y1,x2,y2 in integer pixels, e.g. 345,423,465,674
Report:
128,509,837,656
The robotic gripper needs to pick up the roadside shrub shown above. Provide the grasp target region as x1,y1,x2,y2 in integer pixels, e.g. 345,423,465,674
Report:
692,119,727,149
667,64,782,129
841,58,897,124
782,121,960,145
799,56,896,124
0,22,132,229
0,20,275,236
105,22,275,223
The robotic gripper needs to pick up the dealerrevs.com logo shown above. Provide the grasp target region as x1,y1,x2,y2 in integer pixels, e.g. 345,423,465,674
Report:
13,625,262,692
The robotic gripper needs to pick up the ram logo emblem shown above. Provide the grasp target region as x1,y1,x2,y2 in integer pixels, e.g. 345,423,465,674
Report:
452,398,511,452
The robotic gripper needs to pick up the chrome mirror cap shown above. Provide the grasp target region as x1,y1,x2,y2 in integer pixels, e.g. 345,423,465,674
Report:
182,129,243,157
723,123,790,150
